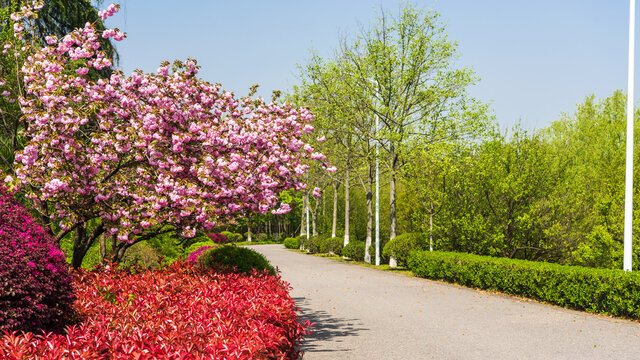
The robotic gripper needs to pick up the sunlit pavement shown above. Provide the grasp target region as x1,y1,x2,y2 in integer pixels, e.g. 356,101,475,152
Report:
249,244,640,360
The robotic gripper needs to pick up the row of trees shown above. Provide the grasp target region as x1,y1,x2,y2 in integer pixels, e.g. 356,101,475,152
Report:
291,5,490,262
293,5,639,270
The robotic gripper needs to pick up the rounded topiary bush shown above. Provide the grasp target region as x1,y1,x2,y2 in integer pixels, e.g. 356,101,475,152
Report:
343,241,366,261
321,236,343,256
220,231,235,242
306,235,324,254
283,237,300,249
383,233,428,267
254,233,269,242
0,185,74,333
121,242,163,268
198,245,276,276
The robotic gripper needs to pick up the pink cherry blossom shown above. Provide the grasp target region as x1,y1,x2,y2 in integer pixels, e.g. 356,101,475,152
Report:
11,3,331,243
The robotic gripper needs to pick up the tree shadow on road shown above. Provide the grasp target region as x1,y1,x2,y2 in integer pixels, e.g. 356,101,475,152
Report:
294,296,369,355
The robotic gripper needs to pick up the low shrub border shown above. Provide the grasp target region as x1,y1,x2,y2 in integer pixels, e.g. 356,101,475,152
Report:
408,250,640,319
0,261,308,359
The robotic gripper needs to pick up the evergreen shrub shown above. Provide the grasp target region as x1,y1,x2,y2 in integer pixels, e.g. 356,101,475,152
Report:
321,236,343,255
0,185,74,332
283,237,300,249
255,233,269,242
231,232,243,242
198,245,276,276
368,243,389,264
297,235,308,250
408,250,640,318
342,241,366,261
121,242,163,268
383,233,427,267
306,235,324,254
220,231,235,242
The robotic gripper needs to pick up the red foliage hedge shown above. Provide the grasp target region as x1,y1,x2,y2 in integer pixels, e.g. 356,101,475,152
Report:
0,185,74,333
0,262,308,359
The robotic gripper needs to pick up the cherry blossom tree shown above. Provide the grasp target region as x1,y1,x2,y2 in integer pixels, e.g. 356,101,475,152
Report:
6,3,331,267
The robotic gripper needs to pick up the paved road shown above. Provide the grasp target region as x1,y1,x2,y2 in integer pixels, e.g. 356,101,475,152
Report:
248,245,640,359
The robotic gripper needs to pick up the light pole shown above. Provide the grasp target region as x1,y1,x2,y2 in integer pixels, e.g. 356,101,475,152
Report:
370,78,381,266
624,0,635,272
375,107,381,266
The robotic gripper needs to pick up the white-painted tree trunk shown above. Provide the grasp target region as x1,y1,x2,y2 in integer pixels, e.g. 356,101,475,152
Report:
344,166,350,246
332,181,339,238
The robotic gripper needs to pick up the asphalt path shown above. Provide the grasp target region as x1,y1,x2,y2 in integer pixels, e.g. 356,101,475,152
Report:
248,245,640,359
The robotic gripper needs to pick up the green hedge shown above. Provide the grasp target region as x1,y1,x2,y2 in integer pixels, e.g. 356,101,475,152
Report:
408,250,640,318
320,236,343,256
343,241,366,261
198,245,276,276
382,233,427,267
306,235,324,254
283,237,300,249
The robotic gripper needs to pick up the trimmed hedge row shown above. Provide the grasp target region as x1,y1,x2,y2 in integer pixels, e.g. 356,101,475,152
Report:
408,250,640,318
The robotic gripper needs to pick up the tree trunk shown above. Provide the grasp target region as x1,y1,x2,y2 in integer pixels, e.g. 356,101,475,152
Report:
429,201,434,252
344,166,350,246
389,151,398,267
110,236,133,263
71,223,89,269
365,164,374,263
312,196,318,236
71,222,105,269
299,195,306,237
389,152,398,241
332,181,339,238
247,217,253,242
99,233,107,264
267,219,271,239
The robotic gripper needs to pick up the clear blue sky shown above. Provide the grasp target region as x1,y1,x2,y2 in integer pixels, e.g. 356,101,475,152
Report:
106,1,632,130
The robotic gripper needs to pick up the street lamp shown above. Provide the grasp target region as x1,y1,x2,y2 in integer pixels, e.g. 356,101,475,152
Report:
624,0,635,272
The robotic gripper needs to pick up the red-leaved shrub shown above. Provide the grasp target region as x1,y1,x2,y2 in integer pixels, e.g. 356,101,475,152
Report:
0,261,309,359
0,185,74,333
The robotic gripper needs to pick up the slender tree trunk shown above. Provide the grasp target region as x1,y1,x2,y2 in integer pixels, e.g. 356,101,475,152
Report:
99,233,107,264
344,166,350,246
389,150,398,267
389,153,398,240
332,181,339,238
247,217,253,242
364,164,374,263
312,196,319,236
300,191,309,236
429,201,434,252
300,193,307,236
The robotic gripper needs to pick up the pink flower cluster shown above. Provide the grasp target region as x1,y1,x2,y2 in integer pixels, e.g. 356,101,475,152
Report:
9,3,332,242
186,245,216,264
206,232,227,244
